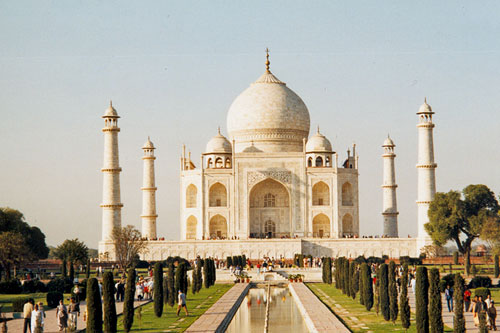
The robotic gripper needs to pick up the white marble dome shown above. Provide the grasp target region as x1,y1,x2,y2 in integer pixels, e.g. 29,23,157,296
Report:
205,129,232,154
143,137,155,149
227,70,310,153
383,136,395,147
417,99,433,114
103,101,118,117
306,128,332,152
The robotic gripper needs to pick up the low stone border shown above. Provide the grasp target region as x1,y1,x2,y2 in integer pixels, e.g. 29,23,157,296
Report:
185,283,251,333
289,283,350,333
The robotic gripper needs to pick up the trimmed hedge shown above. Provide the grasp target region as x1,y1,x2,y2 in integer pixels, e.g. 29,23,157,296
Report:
0,279,22,294
12,298,30,312
46,291,63,308
454,274,466,332
474,287,491,299
468,276,492,289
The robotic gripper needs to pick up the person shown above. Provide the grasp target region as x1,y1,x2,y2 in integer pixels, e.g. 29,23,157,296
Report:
474,296,485,327
176,290,188,316
73,284,81,302
445,285,454,312
56,299,68,332
472,296,479,326
464,288,472,312
486,294,493,308
488,300,497,331
410,277,416,294
31,304,44,333
68,297,80,331
23,299,34,333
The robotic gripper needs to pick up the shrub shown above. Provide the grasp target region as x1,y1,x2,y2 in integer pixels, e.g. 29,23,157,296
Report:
349,262,357,299
343,259,350,296
21,280,47,293
471,264,478,276
0,279,22,294
47,278,72,294
468,276,492,289
166,263,175,307
46,291,63,308
87,278,103,332
135,260,150,269
12,298,30,312
415,266,429,333
366,257,385,265
441,274,455,289
388,261,398,323
153,262,163,318
429,268,443,333
474,287,491,299
438,279,447,293
226,256,232,268
361,263,373,311
103,271,117,333
123,269,136,332
379,263,389,321
454,274,466,333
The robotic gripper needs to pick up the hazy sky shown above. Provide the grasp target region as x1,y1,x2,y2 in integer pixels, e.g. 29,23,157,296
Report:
1,1,500,248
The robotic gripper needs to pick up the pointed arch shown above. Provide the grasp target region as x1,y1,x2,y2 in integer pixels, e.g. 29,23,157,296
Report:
313,213,330,238
315,156,323,167
342,182,353,206
307,157,313,167
215,157,223,168
186,215,197,239
186,184,197,208
209,182,227,207
342,213,353,237
312,181,329,206
225,158,231,168
209,214,227,239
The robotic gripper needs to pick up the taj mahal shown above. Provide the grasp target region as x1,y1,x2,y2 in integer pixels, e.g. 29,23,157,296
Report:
98,51,437,261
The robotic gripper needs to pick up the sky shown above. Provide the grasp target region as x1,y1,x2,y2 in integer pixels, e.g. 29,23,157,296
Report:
1,1,500,249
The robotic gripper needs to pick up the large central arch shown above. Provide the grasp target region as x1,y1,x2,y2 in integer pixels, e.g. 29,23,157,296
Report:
249,178,290,238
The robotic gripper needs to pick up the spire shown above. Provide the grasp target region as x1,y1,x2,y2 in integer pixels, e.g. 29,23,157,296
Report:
110,100,113,107
265,48,270,73
217,126,221,135
317,125,320,134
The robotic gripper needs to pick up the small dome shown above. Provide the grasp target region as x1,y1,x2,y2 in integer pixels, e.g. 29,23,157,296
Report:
306,128,332,152
383,136,395,147
205,129,232,154
417,98,433,114
103,101,119,117
143,137,155,149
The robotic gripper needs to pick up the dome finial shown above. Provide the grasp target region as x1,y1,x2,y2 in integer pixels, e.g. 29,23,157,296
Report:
265,48,270,73
217,126,221,135
317,125,320,134
424,97,427,104
110,100,113,107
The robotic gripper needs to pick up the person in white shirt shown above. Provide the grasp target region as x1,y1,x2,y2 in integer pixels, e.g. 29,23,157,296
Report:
31,304,44,333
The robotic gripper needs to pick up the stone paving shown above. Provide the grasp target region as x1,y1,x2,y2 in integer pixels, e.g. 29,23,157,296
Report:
185,283,250,333
407,287,480,332
289,283,350,332
5,299,148,333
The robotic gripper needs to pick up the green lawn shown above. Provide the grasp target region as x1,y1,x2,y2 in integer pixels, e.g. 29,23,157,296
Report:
0,293,72,312
307,283,453,333
116,284,233,332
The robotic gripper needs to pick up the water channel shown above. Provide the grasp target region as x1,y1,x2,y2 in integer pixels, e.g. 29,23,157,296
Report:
226,285,308,332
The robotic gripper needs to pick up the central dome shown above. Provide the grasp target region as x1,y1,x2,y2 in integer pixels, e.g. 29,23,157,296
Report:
227,67,310,153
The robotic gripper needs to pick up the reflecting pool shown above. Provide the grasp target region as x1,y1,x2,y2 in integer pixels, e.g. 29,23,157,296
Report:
226,286,308,332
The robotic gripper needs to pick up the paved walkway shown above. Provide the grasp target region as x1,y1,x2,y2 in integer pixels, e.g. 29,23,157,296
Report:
407,288,479,332
290,283,350,333
185,283,251,333
6,299,149,332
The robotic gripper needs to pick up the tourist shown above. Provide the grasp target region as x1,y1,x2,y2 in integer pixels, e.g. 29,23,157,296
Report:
472,296,478,325
23,298,34,333
445,285,454,312
56,299,68,331
486,294,493,308
488,300,497,331
464,288,472,312
116,279,125,302
73,284,81,302
31,304,44,333
410,276,416,294
68,297,80,331
176,290,188,316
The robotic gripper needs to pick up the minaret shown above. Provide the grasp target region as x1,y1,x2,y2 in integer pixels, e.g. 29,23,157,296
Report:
101,101,123,241
382,135,398,237
416,98,437,245
141,137,158,239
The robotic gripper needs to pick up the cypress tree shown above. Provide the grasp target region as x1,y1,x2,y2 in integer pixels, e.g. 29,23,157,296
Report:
389,261,398,323
197,260,203,291
400,264,411,331
374,267,380,316
203,260,210,288
86,259,91,279
379,263,390,321
359,266,365,305
453,273,465,333
103,272,117,333
334,258,340,289
153,263,163,317
479,310,488,333
494,254,499,278
191,264,198,294
361,263,373,311
69,261,75,282
123,268,136,332
339,258,345,291
175,262,187,294
227,256,232,268
415,266,429,333
350,262,357,299
343,259,350,296
163,276,169,306
61,259,67,278
428,268,443,333
167,263,175,307
212,259,217,284
327,258,332,284
87,277,103,333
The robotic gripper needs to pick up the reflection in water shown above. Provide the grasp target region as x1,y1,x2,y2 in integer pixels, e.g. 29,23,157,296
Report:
226,287,309,333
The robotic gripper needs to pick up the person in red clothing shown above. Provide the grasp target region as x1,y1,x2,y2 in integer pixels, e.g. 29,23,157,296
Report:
464,288,472,312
